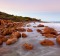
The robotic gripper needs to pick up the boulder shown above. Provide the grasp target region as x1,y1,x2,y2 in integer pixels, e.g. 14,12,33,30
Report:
22,33,27,38
56,35,60,45
43,34,56,38
43,27,57,35
6,38,17,45
37,24,44,27
37,29,42,33
23,43,33,50
27,28,33,32
16,28,26,32
40,39,54,46
11,32,21,38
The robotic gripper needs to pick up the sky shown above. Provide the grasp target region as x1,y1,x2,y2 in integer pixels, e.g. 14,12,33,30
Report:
0,0,60,21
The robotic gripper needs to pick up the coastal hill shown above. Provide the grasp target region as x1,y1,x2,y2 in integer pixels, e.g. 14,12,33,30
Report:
0,11,41,22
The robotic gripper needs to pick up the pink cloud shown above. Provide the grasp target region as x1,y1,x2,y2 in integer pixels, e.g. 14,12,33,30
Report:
0,0,60,13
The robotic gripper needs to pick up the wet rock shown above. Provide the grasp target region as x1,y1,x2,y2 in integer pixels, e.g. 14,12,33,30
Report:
37,29,42,33
6,38,18,45
2,37,8,42
11,32,21,38
0,40,3,45
42,27,57,35
22,33,27,38
2,28,12,35
0,35,8,42
56,35,60,45
37,24,44,27
22,43,33,50
27,28,33,32
42,34,56,38
40,39,54,46
16,28,26,32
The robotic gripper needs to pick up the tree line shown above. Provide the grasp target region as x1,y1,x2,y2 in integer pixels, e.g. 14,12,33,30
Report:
0,11,41,22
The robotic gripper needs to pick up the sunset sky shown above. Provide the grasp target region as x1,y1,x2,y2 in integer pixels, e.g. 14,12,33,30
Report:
0,0,60,21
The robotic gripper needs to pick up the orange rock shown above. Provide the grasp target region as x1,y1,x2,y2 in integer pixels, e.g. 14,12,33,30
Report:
37,29,42,33
8,27,16,33
2,28,9,35
23,43,33,50
0,20,5,25
43,27,57,35
13,22,24,27
0,35,7,42
1,37,8,42
0,40,3,45
40,39,54,46
6,38,17,45
27,28,33,32
37,24,44,27
11,32,21,38
43,34,56,38
0,35,4,39
2,28,12,35
16,28,26,32
7,23,14,28
56,35,60,45
22,33,27,38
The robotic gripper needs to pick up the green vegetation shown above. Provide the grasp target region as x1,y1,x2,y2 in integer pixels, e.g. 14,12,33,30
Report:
0,11,41,22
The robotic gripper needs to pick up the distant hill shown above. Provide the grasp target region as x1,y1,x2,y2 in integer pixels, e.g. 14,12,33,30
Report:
44,21,60,23
0,11,41,22
49,21,60,23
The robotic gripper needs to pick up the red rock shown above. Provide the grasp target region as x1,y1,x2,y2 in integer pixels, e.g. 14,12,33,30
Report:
23,43,33,50
22,33,27,38
2,28,11,35
37,29,42,33
43,34,56,38
6,38,17,45
8,27,16,33
43,27,57,35
0,40,3,45
2,37,8,42
16,28,26,32
40,39,54,46
27,28,33,32
56,35,60,45
11,32,21,38
37,24,44,27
